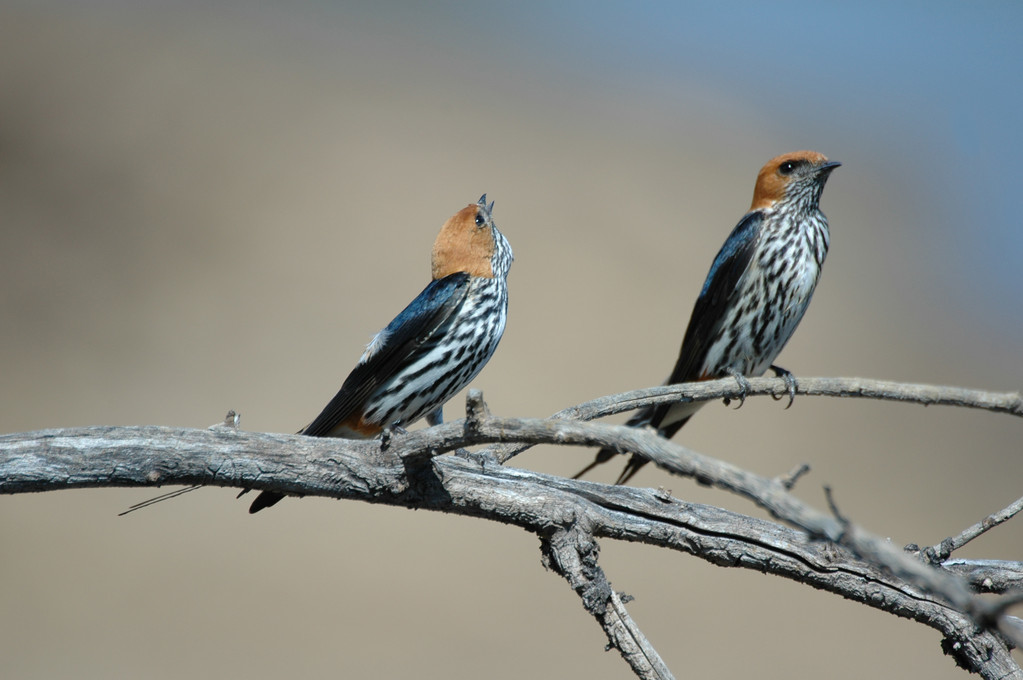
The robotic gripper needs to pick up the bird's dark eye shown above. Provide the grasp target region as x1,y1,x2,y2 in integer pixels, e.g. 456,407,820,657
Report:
475,212,486,226
778,161,797,175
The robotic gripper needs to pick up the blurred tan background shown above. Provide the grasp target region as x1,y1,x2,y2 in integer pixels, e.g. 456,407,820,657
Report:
2,3,1021,679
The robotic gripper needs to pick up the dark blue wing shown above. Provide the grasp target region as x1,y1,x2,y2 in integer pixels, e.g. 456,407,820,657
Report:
666,210,763,385
626,211,762,435
300,272,471,437
572,211,764,481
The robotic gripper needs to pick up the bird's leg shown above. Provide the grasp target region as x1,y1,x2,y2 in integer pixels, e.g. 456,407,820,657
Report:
379,422,410,450
723,368,752,408
769,364,797,409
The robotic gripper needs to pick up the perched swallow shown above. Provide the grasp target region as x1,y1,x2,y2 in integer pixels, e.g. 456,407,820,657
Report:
575,152,839,483
250,195,512,512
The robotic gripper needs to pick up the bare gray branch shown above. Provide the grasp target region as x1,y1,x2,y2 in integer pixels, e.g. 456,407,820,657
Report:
2,377,1022,679
923,495,1023,564
487,375,1023,464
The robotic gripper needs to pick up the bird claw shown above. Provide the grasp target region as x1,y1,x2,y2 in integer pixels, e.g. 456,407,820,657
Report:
724,369,751,409
380,423,410,450
769,364,797,409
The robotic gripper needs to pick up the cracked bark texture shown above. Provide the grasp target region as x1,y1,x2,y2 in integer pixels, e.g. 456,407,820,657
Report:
2,378,1022,679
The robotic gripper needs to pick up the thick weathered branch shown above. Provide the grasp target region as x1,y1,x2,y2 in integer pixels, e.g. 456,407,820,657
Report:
945,560,1023,594
541,523,675,680
2,378,1022,679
